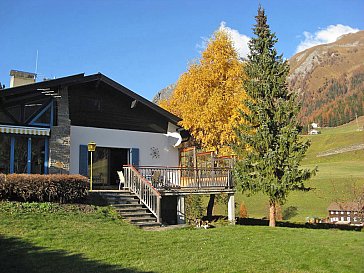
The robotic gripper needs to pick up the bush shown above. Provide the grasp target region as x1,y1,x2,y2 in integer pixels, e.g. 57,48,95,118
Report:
0,174,89,203
239,202,248,218
185,195,204,222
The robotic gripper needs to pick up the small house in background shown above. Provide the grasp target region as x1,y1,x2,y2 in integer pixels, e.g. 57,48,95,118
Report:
311,122,319,129
308,122,321,135
328,202,364,224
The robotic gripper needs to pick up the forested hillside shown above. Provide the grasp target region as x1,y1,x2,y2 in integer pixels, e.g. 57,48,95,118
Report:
288,30,364,127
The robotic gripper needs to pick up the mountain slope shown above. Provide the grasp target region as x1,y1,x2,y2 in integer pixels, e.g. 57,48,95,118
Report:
288,30,364,127
152,83,176,104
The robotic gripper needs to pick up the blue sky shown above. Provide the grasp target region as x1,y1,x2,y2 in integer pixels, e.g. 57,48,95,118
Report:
1,0,363,100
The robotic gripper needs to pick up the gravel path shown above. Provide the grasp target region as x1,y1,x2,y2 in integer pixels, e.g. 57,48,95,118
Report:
317,144,364,157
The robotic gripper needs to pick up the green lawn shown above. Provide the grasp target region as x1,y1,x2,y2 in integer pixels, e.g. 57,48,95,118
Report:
1,202,363,273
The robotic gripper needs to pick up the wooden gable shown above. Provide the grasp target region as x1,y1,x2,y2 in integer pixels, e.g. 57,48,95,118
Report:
68,76,180,133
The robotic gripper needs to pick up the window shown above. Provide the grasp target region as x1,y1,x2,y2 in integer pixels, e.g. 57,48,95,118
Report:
0,134,47,174
31,137,45,174
14,136,28,173
0,134,11,173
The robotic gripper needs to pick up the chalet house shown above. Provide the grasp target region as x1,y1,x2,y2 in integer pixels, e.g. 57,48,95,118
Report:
308,122,321,135
328,202,364,224
0,71,235,227
311,122,319,129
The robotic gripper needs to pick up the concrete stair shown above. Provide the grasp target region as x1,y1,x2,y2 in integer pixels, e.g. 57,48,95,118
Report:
97,190,160,228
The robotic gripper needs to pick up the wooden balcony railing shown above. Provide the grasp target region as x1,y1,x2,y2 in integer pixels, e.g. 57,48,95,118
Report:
136,166,233,190
123,165,161,222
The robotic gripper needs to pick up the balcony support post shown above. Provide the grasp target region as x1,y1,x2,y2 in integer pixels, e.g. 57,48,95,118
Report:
177,195,186,224
228,193,235,224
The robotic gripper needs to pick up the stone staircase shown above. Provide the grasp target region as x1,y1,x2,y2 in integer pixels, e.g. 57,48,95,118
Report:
97,190,160,228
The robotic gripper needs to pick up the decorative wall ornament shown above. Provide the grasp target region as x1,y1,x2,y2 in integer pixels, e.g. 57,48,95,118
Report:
150,147,160,159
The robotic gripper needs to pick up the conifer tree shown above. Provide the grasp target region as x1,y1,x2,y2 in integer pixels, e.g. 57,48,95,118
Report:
233,6,316,227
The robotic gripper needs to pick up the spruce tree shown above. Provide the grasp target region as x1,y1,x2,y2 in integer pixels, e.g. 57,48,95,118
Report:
233,6,316,227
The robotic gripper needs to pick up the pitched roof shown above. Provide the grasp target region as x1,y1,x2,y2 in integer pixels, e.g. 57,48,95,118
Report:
327,202,364,211
0,72,181,124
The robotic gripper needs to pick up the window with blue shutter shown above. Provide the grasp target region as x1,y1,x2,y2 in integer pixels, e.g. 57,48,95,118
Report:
79,145,88,176
130,148,139,166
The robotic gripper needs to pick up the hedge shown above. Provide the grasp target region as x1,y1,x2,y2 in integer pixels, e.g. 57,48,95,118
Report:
0,174,89,203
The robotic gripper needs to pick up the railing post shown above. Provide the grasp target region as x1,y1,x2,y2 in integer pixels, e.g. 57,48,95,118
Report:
140,181,144,200
228,169,232,188
156,196,161,223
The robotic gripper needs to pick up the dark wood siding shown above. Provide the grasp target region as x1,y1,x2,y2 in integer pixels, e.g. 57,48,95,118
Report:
68,82,169,133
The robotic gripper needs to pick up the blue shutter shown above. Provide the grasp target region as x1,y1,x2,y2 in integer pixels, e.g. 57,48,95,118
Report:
130,148,139,166
79,145,88,176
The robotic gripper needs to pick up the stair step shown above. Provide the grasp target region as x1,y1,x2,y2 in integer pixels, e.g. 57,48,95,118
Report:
127,216,157,222
115,207,148,213
104,198,138,202
136,222,161,228
120,212,153,217
112,203,143,208
100,194,137,199
99,190,133,194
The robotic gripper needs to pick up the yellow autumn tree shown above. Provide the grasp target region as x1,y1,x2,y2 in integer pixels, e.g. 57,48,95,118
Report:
160,29,247,154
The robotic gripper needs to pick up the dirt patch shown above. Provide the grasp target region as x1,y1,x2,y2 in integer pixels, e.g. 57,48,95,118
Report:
317,144,364,157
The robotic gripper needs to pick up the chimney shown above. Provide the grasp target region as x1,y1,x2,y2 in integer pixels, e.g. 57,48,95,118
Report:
10,70,36,88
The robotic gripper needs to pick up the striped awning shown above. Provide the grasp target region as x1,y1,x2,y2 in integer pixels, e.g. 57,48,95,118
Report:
0,125,50,136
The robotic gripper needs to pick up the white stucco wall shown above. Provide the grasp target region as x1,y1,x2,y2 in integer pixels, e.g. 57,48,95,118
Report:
69,125,179,174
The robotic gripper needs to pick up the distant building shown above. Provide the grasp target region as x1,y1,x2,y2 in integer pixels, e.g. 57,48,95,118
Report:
308,129,320,135
328,202,364,224
311,122,319,129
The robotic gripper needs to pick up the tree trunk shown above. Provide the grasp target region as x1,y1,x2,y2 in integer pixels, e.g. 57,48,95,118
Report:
206,194,215,221
269,201,276,227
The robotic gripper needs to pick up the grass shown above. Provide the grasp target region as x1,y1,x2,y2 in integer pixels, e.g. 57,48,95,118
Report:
0,201,363,273
215,117,364,221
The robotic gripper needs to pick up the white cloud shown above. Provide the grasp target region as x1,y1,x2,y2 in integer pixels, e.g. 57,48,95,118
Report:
219,21,250,59
196,22,250,60
296,24,359,53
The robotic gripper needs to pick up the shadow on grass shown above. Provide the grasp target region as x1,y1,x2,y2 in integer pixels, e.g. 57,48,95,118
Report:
237,218,363,231
0,235,154,273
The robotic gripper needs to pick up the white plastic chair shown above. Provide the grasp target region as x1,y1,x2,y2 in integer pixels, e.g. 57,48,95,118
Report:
117,171,125,190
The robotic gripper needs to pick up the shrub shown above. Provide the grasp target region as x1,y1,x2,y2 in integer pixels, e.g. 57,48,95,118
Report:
185,195,204,223
0,174,89,203
239,202,248,218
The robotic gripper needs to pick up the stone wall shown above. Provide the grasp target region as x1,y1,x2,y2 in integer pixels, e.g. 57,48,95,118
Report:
49,86,71,174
